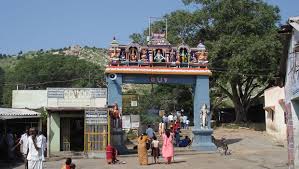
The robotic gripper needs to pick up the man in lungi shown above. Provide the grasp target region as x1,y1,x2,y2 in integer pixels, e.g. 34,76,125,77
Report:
27,128,43,169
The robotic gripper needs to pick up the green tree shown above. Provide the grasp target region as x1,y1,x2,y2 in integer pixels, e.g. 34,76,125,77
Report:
0,53,106,107
129,33,146,44
10,54,105,89
132,10,201,46
132,0,282,123
184,0,281,122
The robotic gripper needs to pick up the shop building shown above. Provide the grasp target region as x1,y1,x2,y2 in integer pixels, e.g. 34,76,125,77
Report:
12,88,107,157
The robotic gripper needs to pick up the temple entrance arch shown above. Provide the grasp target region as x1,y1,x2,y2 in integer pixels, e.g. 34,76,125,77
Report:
106,34,216,151
106,73,216,151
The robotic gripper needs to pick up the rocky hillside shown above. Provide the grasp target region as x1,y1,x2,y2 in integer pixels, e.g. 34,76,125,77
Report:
0,45,109,70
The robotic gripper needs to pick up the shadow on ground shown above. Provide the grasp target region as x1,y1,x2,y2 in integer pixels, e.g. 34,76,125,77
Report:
147,160,186,165
0,162,23,169
225,138,242,145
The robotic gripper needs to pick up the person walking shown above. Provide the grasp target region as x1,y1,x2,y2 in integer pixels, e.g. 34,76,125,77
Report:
182,115,188,129
19,127,30,169
27,127,43,169
38,131,47,161
158,121,165,137
185,119,190,129
146,125,155,140
167,114,174,124
151,136,160,164
162,115,168,129
162,130,174,164
137,133,149,165
174,128,181,147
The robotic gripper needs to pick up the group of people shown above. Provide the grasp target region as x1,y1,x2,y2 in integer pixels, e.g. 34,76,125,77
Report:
162,109,190,131
16,127,47,169
0,127,47,169
137,125,174,165
158,110,192,147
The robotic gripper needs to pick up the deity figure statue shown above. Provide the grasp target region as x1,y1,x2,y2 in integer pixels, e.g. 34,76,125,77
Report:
129,48,138,62
200,104,210,128
191,52,198,63
140,49,148,62
120,51,126,61
112,103,121,128
170,49,176,62
109,48,120,61
180,49,188,63
154,49,165,62
197,51,206,61
109,37,120,63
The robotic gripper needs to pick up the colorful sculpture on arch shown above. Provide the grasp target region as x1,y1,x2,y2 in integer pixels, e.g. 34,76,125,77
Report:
108,33,208,68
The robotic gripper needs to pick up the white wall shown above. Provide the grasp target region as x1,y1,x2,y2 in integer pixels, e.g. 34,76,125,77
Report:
264,86,286,145
285,24,299,168
12,90,47,109
12,88,107,109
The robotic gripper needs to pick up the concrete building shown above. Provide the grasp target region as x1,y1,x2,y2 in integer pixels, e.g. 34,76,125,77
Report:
12,88,107,157
12,90,47,109
280,16,299,169
264,87,287,145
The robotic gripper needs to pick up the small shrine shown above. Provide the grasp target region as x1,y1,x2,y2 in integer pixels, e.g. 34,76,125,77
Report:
106,33,210,76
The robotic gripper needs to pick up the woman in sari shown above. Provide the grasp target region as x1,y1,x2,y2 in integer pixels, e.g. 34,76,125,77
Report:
137,133,149,165
162,129,174,164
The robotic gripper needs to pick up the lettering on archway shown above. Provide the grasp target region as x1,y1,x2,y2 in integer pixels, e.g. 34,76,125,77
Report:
150,77,168,84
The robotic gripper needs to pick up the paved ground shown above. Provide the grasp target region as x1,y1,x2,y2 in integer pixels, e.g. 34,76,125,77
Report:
7,128,288,169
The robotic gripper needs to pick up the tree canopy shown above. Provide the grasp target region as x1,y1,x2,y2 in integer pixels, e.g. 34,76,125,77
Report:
131,0,282,122
11,54,105,89
1,54,105,107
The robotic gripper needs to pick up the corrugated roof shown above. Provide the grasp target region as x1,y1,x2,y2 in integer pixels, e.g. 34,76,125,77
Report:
0,108,41,120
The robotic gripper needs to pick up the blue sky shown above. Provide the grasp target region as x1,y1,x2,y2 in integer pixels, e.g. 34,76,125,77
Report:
0,0,298,55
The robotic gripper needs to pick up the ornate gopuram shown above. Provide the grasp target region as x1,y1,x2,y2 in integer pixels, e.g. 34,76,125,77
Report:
105,32,216,152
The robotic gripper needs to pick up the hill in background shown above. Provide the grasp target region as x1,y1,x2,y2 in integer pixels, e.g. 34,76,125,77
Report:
0,45,109,70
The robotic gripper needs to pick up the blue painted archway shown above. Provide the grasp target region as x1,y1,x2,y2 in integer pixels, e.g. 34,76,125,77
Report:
107,73,216,151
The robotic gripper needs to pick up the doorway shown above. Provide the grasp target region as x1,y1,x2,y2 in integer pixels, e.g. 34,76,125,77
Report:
60,117,84,151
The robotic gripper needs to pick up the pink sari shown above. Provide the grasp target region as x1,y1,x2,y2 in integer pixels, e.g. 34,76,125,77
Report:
162,133,174,161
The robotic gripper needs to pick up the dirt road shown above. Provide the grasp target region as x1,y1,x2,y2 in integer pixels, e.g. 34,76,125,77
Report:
9,128,288,169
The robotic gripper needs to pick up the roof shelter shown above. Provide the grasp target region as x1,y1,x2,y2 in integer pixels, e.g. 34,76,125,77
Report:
0,108,41,120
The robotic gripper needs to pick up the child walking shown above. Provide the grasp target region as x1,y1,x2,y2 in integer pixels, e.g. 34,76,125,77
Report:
151,136,160,164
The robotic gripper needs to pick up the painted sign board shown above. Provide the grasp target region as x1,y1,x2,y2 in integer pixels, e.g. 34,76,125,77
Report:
85,109,107,124
121,115,140,129
48,88,106,98
130,115,140,128
122,115,131,129
47,88,107,108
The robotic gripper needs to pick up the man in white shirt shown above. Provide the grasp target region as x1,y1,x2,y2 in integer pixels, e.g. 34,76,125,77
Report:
185,119,190,129
38,131,47,162
182,115,188,129
19,127,30,169
27,128,43,169
168,114,174,123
